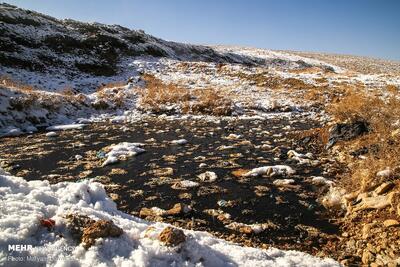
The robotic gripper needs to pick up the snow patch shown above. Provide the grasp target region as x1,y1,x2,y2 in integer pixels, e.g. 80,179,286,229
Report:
102,142,145,166
0,173,339,266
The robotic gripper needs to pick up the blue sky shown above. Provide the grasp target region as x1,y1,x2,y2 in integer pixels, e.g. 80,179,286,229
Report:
4,0,400,60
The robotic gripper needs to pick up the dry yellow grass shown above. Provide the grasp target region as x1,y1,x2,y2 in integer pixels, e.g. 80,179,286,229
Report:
139,74,232,115
328,87,400,192
0,75,36,92
183,88,233,116
96,81,126,92
139,74,191,113
0,76,86,111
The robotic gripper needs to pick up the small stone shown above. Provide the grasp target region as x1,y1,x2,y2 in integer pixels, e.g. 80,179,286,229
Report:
231,169,250,178
362,223,374,239
383,219,399,227
81,220,123,249
158,226,186,246
166,203,192,216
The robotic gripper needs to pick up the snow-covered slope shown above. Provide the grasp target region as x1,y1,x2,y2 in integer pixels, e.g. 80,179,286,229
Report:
0,170,339,266
0,3,264,92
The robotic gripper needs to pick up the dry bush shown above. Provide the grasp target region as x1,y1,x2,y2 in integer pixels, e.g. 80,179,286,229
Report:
139,74,191,113
183,89,233,116
328,88,400,192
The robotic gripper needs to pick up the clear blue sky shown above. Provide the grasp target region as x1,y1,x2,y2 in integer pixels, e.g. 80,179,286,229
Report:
4,0,400,60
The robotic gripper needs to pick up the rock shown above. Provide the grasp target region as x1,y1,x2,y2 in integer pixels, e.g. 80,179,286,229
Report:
198,171,218,182
362,250,374,265
231,169,250,177
374,182,395,195
326,121,369,148
166,203,192,216
350,192,395,212
64,214,96,241
383,219,399,227
81,220,123,249
158,226,186,247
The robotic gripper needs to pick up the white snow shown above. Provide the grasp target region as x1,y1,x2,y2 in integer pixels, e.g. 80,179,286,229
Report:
102,142,145,167
0,127,22,137
170,139,188,145
178,180,199,188
46,124,87,131
46,131,58,137
376,168,392,178
0,171,339,266
245,165,296,177
197,171,218,182
310,176,334,186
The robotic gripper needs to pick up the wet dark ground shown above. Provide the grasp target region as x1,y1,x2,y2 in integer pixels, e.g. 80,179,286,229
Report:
0,115,340,254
